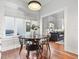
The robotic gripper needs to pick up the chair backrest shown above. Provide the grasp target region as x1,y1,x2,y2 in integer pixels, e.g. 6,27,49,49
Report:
50,32,59,41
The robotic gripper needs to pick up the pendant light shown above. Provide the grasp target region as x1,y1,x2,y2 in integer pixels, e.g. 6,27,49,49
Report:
28,0,41,11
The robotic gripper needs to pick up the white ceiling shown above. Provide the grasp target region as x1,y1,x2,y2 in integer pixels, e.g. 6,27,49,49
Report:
5,0,53,20
21,0,53,20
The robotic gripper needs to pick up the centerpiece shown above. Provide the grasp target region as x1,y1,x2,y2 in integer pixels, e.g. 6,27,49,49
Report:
31,24,40,38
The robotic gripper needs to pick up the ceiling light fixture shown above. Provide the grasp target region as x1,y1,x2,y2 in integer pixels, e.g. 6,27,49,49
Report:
28,1,41,11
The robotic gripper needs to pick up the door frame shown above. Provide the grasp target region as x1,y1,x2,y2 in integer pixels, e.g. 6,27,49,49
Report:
40,8,67,47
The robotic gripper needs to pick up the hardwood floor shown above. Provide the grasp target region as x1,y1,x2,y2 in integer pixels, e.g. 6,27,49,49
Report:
1,42,78,59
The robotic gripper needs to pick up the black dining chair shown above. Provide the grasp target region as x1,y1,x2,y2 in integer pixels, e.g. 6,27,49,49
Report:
38,35,51,59
43,37,51,59
25,39,42,59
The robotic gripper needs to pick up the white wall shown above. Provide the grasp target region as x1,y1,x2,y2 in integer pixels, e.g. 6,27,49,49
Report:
0,0,27,38
0,0,5,38
1,0,27,51
5,0,27,18
16,18,25,35
0,1,5,57
41,0,78,54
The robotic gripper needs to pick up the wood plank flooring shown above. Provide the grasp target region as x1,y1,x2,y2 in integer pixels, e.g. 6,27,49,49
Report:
1,42,78,59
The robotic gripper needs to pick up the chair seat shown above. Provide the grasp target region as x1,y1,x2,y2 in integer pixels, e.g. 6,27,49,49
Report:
26,44,39,51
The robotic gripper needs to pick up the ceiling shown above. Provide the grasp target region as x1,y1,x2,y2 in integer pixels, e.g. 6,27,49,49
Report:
5,0,53,20
22,0,53,20
51,11,64,19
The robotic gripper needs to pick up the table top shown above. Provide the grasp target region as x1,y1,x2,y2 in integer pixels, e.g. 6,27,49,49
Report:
20,37,47,39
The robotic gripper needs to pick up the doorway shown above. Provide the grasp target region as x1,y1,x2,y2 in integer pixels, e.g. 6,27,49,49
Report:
41,9,65,48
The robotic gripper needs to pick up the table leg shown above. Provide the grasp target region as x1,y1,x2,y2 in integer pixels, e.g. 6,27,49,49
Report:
26,50,30,59
19,44,23,54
